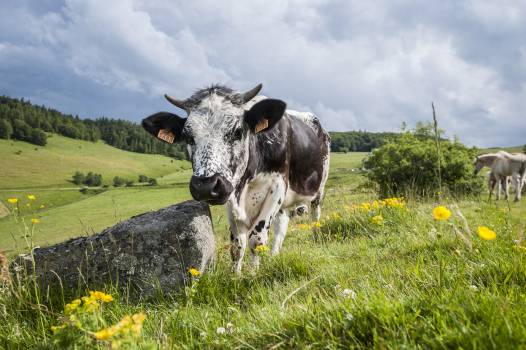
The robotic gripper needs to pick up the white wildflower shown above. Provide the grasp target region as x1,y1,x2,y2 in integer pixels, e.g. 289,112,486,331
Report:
340,289,357,299
216,327,226,335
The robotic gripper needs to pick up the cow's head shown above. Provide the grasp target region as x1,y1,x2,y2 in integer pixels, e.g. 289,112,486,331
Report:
142,84,286,205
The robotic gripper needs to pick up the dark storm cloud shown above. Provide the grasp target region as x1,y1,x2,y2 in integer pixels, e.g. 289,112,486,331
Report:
0,0,524,147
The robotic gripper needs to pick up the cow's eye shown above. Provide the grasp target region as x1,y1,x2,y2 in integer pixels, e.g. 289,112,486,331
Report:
232,128,243,141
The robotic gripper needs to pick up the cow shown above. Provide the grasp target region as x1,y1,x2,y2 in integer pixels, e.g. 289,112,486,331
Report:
142,84,330,273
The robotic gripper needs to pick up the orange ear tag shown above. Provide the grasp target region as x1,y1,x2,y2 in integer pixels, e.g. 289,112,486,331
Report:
255,118,269,133
157,129,175,144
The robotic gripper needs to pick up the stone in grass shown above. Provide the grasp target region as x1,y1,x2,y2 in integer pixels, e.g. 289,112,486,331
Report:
11,200,215,298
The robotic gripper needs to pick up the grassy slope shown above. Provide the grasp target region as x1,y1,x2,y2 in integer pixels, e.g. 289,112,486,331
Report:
3,147,526,348
0,134,189,189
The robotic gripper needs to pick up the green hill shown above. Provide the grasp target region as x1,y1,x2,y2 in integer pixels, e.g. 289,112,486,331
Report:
0,133,189,189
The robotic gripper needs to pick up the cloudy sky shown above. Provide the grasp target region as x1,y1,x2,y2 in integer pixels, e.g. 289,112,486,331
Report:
1,0,525,147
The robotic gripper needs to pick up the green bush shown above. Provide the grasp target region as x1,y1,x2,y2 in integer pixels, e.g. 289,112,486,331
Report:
113,176,125,187
84,172,102,187
363,132,483,197
0,119,13,139
72,171,85,185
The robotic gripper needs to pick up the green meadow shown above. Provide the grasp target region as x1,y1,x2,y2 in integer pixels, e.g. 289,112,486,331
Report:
1,135,526,349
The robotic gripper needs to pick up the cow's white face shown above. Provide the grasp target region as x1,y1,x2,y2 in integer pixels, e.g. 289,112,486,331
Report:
142,84,286,205
184,93,250,193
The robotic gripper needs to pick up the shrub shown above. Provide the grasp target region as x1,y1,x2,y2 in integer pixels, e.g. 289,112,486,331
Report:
113,176,125,187
138,174,148,183
84,172,102,187
147,178,158,186
125,180,134,187
363,132,483,198
72,171,85,185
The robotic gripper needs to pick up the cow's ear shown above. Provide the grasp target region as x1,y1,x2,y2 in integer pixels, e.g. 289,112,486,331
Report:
141,112,186,144
244,99,286,133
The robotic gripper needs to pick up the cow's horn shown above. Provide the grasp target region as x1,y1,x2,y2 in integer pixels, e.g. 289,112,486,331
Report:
164,94,189,113
241,83,263,103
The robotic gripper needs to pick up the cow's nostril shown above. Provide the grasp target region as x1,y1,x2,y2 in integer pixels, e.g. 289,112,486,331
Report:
210,178,222,197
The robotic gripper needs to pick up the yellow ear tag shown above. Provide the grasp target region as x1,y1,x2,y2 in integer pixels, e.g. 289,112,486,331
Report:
157,128,175,144
255,118,269,133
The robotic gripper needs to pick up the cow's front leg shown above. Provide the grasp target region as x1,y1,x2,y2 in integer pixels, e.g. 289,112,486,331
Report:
229,225,247,274
248,177,286,270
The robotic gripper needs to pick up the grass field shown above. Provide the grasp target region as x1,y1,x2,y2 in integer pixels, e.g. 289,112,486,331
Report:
0,134,189,189
1,137,526,349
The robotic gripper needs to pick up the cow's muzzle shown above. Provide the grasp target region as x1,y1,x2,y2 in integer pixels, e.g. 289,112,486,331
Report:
189,174,233,205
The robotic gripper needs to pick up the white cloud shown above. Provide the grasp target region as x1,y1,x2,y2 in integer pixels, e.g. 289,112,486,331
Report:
1,0,525,147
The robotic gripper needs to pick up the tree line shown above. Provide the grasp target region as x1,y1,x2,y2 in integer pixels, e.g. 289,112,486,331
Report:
0,95,406,156
0,96,187,159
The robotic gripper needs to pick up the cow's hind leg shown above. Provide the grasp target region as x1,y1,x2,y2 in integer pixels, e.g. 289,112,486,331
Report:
311,151,330,221
271,209,290,256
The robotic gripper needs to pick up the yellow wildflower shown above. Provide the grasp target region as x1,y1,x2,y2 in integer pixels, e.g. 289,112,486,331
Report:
94,327,117,340
81,295,99,312
31,218,40,224
360,202,371,211
64,299,82,315
297,223,311,230
477,226,496,241
371,215,384,226
40,204,45,209
89,290,114,302
131,312,146,336
385,197,405,208
7,198,18,204
51,324,66,334
312,221,322,228
433,206,451,220
188,267,201,277
254,245,269,253
27,194,36,200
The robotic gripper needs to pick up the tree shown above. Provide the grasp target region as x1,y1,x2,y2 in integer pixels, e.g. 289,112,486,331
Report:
72,171,86,185
523,144,526,154
125,180,134,187
0,119,13,139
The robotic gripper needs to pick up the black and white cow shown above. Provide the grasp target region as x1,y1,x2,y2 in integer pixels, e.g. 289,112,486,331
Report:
142,84,330,273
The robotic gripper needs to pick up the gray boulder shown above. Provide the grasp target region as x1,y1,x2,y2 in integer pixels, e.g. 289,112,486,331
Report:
12,200,215,297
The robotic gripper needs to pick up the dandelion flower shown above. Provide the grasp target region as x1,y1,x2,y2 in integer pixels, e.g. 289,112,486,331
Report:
7,198,18,204
254,245,269,253
477,226,496,240
188,267,201,277
27,194,36,200
31,218,40,224
312,221,322,228
433,206,451,220
40,204,45,209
